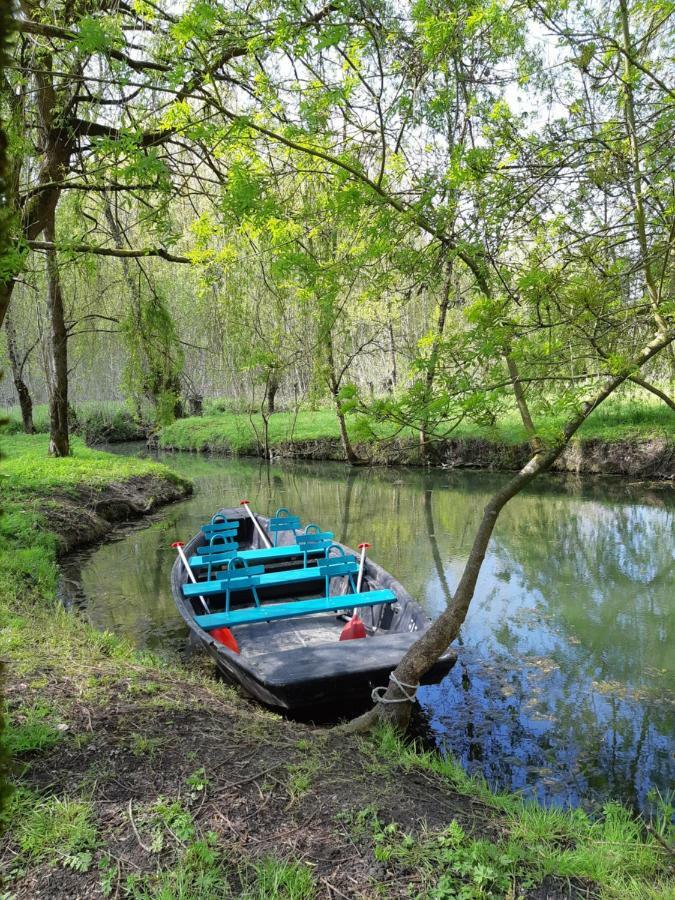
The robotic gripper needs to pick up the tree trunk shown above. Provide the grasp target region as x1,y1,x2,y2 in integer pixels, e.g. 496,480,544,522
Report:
0,49,72,331
628,375,675,411
419,262,453,462
324,327,360,464
346,327,674,733
388,318,397,390
505,353,541,452
267,372,279,415
4,310,35,433
333,391,359,464
44,215,69,457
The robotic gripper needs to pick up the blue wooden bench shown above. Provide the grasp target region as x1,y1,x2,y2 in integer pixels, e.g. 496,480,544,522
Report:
189,526,334,570
194,589,396,630
182,553,357,600
189,544,328,569
199,521,239,539
269,508,301,545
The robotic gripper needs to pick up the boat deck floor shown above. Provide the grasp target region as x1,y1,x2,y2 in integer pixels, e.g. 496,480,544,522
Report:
235,613,345,659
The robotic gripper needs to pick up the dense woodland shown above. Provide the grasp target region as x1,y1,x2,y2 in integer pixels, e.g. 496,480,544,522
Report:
1,0,673,456
1,0,673,717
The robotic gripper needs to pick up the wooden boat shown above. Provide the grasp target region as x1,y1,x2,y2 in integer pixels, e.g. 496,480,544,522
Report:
171,506,456,712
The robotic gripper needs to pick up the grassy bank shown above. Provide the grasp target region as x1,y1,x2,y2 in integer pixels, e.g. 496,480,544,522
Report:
0,434,673,897
158,399,674,470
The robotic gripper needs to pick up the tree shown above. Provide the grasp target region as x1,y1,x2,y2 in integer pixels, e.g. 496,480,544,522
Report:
0,0,15,823
4,307,35,433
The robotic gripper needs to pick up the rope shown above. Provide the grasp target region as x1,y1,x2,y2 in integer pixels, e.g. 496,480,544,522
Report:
371,672,420,705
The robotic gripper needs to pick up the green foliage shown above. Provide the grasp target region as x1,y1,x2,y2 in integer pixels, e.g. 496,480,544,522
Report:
366,726,673,897
122,292,184,429
6,789,98,869
351,806,519,897
3,402,147,444
3,702,62,755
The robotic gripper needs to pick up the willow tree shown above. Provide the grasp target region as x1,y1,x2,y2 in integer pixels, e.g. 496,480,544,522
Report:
3,0,335,454
346,0,675,726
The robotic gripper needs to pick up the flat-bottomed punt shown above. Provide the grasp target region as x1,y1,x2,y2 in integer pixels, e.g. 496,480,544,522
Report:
171,506,456,712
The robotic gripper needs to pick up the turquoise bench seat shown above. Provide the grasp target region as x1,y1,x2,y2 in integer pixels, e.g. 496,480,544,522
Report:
200,523,238,537
182,556,357,600
194,589,396,630
189,544,326,569
194,532,334,557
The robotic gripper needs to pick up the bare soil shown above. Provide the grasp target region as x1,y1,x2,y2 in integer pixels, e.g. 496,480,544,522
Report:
42,475,192,554
2,668,596,899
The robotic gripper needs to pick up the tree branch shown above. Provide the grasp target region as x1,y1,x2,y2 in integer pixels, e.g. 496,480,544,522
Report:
26,240,191,264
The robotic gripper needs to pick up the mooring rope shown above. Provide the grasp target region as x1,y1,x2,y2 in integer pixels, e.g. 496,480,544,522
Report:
371,671,420,704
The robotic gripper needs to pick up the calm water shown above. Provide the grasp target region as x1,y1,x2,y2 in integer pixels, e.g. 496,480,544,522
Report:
61,449,674,813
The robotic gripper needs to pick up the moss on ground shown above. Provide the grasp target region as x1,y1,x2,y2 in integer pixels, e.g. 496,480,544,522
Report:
0,433,672,898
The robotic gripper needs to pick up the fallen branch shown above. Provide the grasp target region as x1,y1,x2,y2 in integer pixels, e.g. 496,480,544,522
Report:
127,800,152,853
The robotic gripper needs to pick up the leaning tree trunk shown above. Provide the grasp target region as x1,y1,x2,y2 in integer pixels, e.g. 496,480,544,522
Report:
4,310,34,433
44,215,69,457
346,328,674,733
333,391,360,465
505,353,542,452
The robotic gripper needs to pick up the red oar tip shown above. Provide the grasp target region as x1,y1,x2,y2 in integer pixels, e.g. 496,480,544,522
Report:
358,542,372,549
171,541,184,549
240,499,249,505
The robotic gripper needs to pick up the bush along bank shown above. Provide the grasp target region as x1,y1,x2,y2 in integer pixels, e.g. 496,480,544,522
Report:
158,407,675,479
0,435,673,898
4,403,149,446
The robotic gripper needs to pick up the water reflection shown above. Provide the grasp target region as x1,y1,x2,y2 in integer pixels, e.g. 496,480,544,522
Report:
62,450,674,812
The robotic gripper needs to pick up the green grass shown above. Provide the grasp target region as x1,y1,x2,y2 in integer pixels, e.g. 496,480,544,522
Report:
159,396,674,455
3,702,62,755
364,726,674,899
1,432,183,492
243,858,316,899
6,789,98,871
0,433,189,592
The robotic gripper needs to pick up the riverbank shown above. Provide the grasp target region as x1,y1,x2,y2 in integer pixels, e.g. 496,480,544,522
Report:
158,406,675,479
0,435,672,897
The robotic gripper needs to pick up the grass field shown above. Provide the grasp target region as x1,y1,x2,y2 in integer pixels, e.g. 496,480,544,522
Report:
4,394,671,456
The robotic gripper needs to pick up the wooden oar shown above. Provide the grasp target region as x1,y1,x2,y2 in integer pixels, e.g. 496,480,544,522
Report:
171,541,209,614
240,499,272,549
340,540,371,641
